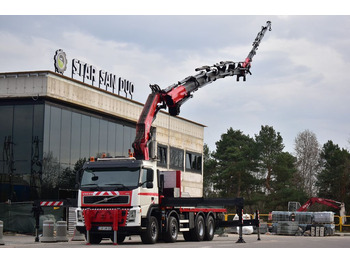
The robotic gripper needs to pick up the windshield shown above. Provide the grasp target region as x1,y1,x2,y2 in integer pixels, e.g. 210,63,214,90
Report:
80,167,140,190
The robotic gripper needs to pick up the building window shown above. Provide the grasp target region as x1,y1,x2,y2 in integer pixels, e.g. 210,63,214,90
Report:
40,102,136,199
185,151,202,173
157,144,167,168
0,103,44,202
169,147,184,170
43,103,136,164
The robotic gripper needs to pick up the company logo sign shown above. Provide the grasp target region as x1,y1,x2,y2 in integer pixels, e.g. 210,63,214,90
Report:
53,49,134,99
54,49,68,74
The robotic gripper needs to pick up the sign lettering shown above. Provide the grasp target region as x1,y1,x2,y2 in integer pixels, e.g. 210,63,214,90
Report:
70,57,134,99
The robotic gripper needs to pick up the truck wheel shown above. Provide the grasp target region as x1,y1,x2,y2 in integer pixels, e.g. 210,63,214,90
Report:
117,234,126,243
164,216,178,243
191,215,205,241
141,216,159,244
204,216,215,241
183,231,192,241
88,233,102,244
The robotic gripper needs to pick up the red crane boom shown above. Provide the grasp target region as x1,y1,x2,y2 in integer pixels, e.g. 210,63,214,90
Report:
132,21,272,160
297,197,343,211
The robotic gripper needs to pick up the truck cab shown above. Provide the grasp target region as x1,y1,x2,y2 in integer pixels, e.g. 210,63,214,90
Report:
75,157,159,244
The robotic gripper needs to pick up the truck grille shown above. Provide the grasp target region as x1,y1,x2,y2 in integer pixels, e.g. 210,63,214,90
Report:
83,195,129,205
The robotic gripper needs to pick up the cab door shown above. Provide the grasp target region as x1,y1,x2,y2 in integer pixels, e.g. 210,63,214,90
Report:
139,168,158,217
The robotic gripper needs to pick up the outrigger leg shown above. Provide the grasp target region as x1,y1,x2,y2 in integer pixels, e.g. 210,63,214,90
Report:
256,210,261,241
113,210,119,246
236,206,246,243
83,209,92,245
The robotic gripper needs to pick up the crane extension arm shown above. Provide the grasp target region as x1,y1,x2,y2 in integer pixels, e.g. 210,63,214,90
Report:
132,21,272,160
297,197,343,211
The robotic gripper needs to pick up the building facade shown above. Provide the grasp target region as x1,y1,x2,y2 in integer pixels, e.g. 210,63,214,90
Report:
0,71,205,202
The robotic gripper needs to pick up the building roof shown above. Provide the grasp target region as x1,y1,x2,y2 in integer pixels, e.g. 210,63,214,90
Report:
0,70,206,128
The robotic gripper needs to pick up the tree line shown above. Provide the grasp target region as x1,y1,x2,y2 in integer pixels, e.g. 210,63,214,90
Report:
203,125,350,214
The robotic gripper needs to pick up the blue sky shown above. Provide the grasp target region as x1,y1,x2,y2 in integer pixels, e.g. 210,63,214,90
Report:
1,3,350,154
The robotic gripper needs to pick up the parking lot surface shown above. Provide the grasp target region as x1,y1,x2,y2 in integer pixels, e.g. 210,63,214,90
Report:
1,232,350,248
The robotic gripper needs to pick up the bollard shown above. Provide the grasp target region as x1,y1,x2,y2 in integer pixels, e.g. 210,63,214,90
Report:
0,220,4,245
41,220,56,242
71,228,86,241
56,221,68,242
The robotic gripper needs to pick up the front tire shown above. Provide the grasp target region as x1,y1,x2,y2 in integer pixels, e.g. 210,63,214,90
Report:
87,233,102,244
117,234,126,243
141,216,159,244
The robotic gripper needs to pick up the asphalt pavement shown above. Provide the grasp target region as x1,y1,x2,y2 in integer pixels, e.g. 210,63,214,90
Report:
1,232,350,248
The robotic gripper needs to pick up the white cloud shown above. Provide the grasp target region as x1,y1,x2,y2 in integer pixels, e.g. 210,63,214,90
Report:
1,15,350,153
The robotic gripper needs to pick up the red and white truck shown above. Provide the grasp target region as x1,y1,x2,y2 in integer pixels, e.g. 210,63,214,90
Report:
74,21,272,244
76,158,242,244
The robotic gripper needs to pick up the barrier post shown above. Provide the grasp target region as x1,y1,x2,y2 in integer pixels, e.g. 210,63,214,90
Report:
56,221,68,242
41,220,56,242
339,216,343,232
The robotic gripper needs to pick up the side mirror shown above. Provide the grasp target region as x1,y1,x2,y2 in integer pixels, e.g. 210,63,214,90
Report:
146,169,154,182
158,171,164,194
75,169,82,189
146,182,153,189
139,169,155,188
146,170,154,188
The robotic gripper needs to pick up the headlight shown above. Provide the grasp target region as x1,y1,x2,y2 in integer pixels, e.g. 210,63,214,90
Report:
127,209,136,222
76,209,83,222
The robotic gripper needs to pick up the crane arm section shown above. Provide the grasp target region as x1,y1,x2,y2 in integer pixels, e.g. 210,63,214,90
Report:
242,20,272,69
297,197,343,211
132,21,272,160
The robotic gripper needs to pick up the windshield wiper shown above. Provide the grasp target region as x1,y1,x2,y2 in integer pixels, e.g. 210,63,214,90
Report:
105,183,130,190
85,169,99,181
81,183,102,190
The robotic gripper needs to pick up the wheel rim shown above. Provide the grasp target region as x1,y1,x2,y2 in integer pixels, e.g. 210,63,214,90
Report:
151,221,157,239
208,221,214,236
171,220,177,237
198,219,204,237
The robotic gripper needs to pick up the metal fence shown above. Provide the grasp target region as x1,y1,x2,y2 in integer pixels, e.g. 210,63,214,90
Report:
0,201,64,233
225,213,350,232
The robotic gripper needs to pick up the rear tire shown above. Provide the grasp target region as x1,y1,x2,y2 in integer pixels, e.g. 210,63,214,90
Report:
164,216,179,243
183,231,192,241
190,215,205,241
141,216,159,244
204,216,215,241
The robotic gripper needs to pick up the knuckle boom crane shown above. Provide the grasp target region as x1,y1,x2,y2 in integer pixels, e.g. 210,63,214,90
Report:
75,21,271,245
133,21,272,160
